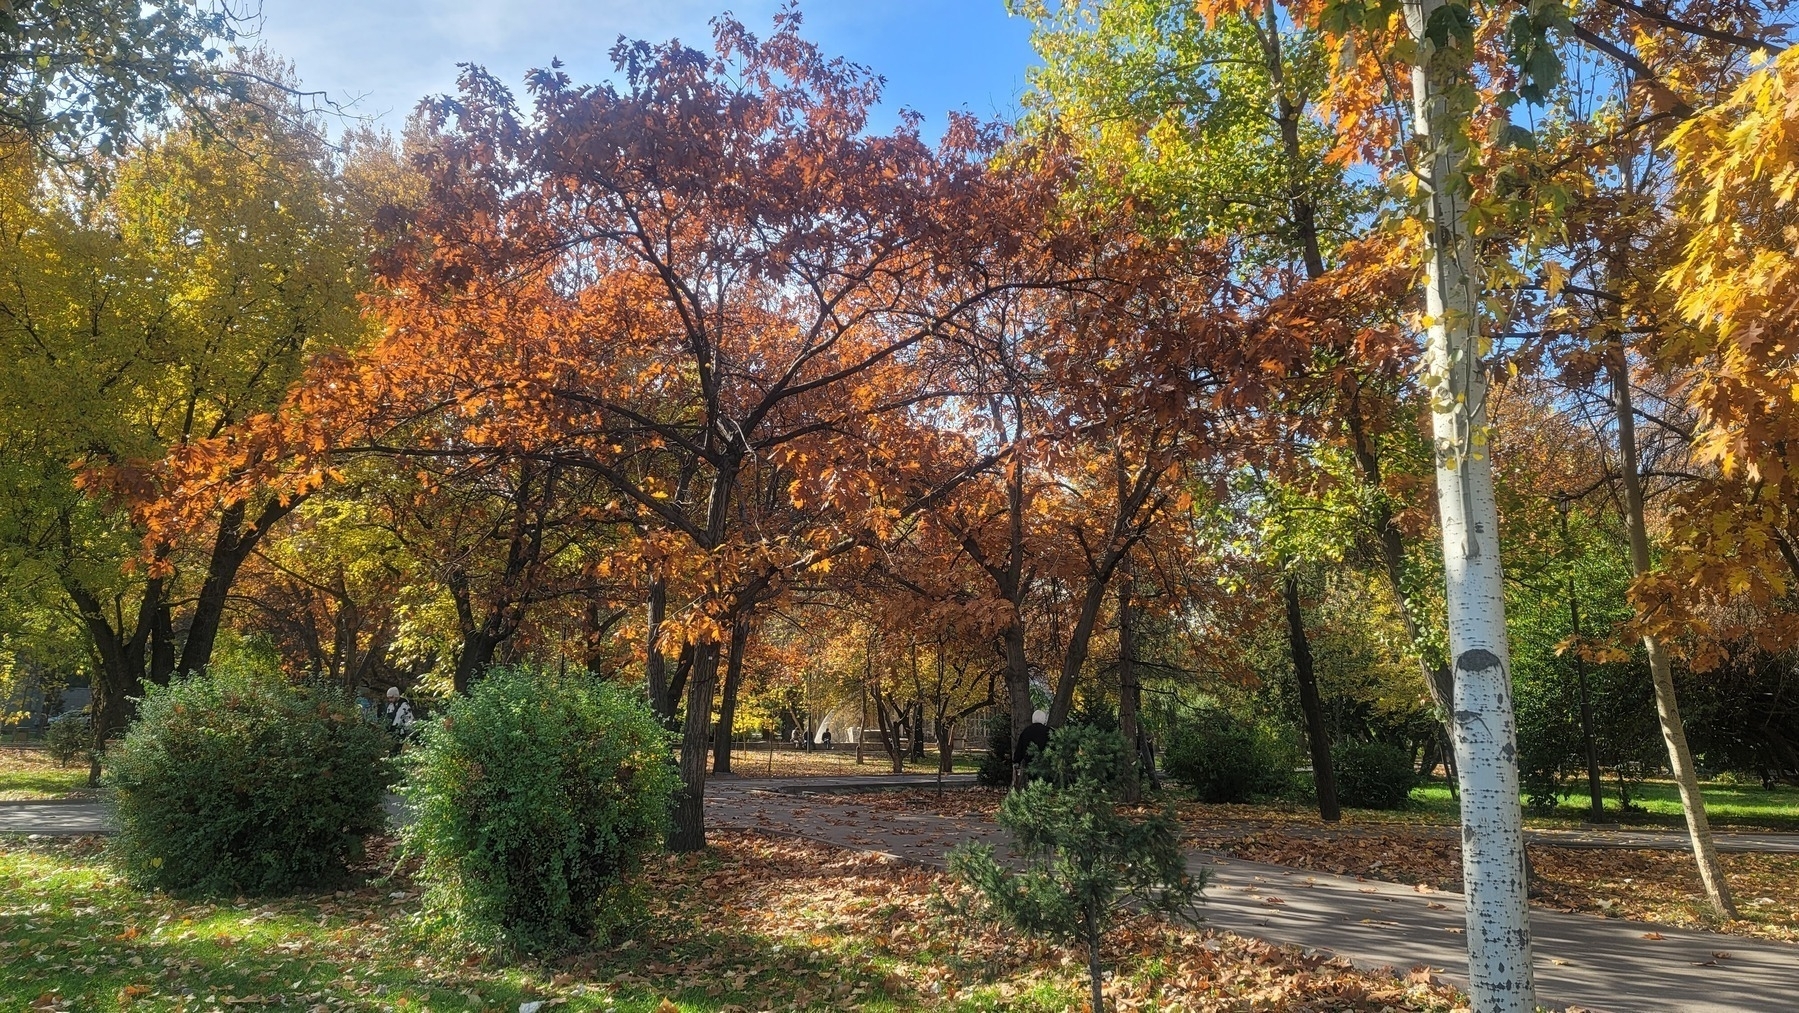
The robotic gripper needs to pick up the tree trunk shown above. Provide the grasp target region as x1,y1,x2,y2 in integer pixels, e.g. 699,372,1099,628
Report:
1285,570,1339,821
1118,564,1142,803
149,600,175,687
910,700,926,760
453,626,505,695
1564,558,1607,822
1609,353,1737,917
936,720,954,774
1404,0,1535,1002
1084,909,1106,1013
646,575,670,719
179,498,297,677
66,578,159,787
671,638,721,852
712,614,749,775
1048,573,1110,728
1003,619,1032,788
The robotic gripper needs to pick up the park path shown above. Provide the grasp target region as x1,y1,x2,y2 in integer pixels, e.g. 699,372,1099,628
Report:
702,777,1799,1013
5,778,1798,1012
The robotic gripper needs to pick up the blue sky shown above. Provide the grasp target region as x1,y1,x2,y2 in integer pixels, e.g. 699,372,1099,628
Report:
253,1,1040,137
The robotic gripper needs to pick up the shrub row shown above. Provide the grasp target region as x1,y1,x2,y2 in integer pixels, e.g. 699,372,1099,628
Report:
105,663,674,955
1160,707,1416,810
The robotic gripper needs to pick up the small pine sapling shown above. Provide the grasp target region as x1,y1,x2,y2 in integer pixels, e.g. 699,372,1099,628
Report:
949,723,1205,1012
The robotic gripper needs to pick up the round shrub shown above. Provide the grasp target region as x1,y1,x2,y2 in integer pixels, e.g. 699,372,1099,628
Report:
402,668,677,954
1331,739,1417,809
105,667,394,895
45,710,89,766
1162,708,1295,803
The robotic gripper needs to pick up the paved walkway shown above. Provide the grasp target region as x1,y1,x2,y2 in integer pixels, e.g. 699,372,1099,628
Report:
7,780,1798,1012
703,779,1799,1013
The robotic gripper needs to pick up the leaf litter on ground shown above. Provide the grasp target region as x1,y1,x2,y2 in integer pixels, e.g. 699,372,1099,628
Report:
0,829,1473,1012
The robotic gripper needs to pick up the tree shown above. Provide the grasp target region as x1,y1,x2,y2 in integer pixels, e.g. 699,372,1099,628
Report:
0,100,377,774
0,0,247,155
950,723,1204,1013
312,14,1077,850
1399,0,1536,1001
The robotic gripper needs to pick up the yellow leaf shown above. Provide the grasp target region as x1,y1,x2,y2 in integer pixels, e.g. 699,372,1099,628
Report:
1545,261,1568,298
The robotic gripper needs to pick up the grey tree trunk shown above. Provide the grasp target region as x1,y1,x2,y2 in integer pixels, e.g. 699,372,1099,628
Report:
1608,352,1737,918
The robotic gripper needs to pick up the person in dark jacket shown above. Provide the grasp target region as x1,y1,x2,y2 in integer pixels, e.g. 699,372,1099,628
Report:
1012,709,1051,785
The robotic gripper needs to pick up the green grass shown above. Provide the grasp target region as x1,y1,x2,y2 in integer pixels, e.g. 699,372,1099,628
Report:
0,831,1468,1013
0,747,93,800
1409,778,1799,831
0,836,1057,1013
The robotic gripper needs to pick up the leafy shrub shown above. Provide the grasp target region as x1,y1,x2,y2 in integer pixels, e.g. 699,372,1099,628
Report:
1162,708,1294,803
45,710,89,766
402,668,677,954
1331,739,1416,810
976,711,1013,788
106,666,394,895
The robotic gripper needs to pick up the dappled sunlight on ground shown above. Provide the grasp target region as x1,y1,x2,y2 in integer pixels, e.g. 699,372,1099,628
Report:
0,830,1472,1012
0,747,92,800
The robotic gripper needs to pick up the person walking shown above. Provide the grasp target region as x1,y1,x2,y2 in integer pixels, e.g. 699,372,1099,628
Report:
1012,709,1051,786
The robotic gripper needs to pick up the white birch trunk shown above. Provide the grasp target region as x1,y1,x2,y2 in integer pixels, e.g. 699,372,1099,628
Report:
1404,0,1536,1007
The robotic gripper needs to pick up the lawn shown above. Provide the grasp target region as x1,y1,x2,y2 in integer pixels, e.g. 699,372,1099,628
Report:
1411,779,1799,832
0,747,93,800
0,831,1470,1013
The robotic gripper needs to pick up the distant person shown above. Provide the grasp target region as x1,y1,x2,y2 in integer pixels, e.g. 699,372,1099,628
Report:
1013,709,1051,785
821,728,833,750
792,726,804,750
381,687,415,753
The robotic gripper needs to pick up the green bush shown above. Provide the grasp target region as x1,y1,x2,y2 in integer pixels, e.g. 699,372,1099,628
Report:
402,668,677,954
105,667,394,895
976,711,1013,788
45,710,89,766
1162,708,1294,803
1331,739,1416,809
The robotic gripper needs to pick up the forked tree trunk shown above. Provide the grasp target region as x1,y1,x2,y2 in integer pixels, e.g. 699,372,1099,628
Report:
1608,353,1737,918
1404,0,1535,1004
179,498,298,678
1284,570,1339,821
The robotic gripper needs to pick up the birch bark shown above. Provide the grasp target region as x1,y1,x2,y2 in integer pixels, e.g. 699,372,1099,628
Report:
1403,0,1536,1005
